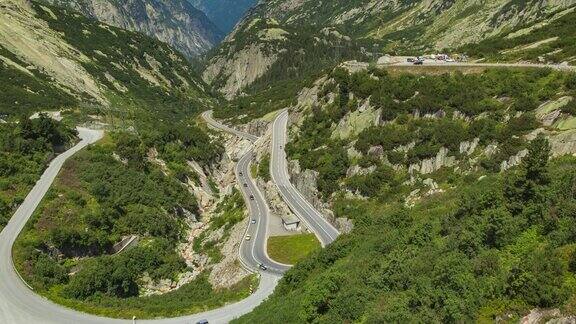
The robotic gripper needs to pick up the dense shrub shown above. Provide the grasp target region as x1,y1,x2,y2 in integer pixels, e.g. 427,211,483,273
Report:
238,139,576,323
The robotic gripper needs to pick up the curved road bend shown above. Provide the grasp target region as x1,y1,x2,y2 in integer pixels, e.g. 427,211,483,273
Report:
271,110,340,247
0,127,280,324
202,111,259,142
202,110,291,275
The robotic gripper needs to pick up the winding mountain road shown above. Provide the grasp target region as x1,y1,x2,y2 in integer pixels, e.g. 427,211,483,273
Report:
202,111,291,275
0,127,280,324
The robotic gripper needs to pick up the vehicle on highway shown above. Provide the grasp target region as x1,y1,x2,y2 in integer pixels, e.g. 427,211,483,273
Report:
250,195,255,200
414,60,424,65
259,263,268,271
245,234,252,241
251,219,257,224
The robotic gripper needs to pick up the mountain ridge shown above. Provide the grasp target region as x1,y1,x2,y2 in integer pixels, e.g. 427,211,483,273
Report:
42,0,223,58
203,0,576,99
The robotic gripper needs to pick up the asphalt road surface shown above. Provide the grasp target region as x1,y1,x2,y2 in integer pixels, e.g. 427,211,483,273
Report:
202,111,259,142
271,110,340,247
0,127,280,324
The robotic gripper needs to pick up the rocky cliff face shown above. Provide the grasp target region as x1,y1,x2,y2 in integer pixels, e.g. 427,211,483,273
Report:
204,0,576,98
43,0,223,58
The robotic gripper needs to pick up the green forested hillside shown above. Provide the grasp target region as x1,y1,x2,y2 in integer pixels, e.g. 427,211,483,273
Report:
0,44,77,117
1,1,216,122
30,1,213,121
238,149,576,323
236,67,576,322
12,129,244,319
0,115,77,231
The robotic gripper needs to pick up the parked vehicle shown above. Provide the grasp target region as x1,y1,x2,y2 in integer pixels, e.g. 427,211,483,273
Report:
197,320,209,324
407,57,415,62
251,219,257,224
245,235,252,241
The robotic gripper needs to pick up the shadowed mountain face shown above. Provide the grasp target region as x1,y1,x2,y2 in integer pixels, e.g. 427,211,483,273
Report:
43,0,223,58
189,0,258,33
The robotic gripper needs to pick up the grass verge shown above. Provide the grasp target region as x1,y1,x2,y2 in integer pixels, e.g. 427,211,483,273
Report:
267,234,321,265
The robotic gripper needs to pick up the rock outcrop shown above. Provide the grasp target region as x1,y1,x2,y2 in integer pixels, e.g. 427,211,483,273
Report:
203,44,279,99
409,147,457,175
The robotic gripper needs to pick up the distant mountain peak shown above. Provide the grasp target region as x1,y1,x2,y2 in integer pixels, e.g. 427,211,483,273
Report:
188,0,258,33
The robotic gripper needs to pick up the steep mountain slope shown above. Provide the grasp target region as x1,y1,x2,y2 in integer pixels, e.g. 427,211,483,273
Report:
189,0,257,33
42,0,223,58
203,0,576,99
235,63,576,323
459,6,576,65
0,0,213,118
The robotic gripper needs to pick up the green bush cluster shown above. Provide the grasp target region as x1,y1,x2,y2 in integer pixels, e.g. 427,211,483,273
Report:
257,154,271,182
460,10,576,65
64,239,185,300
0,115,77,229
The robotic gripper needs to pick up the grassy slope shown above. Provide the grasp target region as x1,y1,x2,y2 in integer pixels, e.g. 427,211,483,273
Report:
267,234,321,265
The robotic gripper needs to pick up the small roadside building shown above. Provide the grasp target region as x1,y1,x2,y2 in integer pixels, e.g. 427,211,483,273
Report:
281,214,300,231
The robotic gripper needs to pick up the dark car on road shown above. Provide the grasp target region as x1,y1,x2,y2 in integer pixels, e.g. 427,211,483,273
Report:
250,195,255,200
407,57,415,62
259,263,268,271
197,320,209,324
414,60,424,65
244,183,248,188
